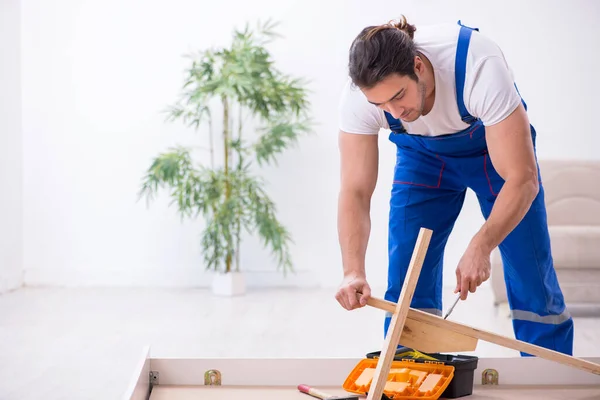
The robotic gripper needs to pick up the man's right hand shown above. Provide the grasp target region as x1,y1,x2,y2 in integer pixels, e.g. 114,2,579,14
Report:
335,274,372,310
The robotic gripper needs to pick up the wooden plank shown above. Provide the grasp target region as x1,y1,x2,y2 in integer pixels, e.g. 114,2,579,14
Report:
143,356,600,386
122,345,151,400
148,358,359,387
401,316,478,353
146,385,600,400
366,228,432,400
147,385,600,400
366,297,600,376
148,386,352,400
365,296,478,353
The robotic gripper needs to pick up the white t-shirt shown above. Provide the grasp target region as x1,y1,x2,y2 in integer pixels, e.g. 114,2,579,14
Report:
338,23,522,136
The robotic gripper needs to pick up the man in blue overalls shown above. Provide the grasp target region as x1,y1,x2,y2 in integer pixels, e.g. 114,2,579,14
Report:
334,16,574,356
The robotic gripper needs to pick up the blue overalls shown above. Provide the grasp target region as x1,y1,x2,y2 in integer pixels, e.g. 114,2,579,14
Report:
383,21,574,356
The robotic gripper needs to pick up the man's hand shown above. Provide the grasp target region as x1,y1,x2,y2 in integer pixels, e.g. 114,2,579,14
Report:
454,240,491,300
335,273,372,310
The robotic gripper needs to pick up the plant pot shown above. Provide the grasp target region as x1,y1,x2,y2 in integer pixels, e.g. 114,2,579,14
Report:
211,271,246,296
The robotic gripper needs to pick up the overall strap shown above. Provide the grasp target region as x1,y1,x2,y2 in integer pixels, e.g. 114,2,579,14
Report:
455,20,479,124
514,82,528,111
455,20,528,119
384,111,406,133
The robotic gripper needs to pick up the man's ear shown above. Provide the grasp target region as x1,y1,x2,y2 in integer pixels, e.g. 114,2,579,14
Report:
414,55,424,75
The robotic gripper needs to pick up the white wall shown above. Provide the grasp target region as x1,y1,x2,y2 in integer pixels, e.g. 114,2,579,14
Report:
0,0,24,293
20,0,600,290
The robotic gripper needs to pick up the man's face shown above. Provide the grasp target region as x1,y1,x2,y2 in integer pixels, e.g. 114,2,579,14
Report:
361,71,426,123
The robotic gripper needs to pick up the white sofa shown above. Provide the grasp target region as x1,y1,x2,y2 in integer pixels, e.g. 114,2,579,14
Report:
490,160,600,311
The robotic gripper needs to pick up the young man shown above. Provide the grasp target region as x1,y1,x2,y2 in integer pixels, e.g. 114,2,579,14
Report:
334,16,574,355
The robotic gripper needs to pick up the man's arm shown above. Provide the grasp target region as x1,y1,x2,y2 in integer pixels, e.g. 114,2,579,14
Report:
337,130,379,275
336,130,378,309
455,46,539,298
473,102,539,253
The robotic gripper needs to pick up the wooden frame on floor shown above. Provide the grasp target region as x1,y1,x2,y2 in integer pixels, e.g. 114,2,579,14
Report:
122,348,600,400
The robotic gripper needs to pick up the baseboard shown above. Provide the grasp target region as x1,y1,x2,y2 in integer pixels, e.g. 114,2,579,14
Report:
0,270,24,294
23,266,320,289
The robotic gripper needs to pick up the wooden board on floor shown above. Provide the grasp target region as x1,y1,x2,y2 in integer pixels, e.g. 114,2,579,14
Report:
148,384,600,400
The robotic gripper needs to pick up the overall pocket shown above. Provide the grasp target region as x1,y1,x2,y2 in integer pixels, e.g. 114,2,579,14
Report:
393,149,446,189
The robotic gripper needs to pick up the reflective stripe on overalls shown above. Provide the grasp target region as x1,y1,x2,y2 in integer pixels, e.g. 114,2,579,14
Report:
382,20,574,356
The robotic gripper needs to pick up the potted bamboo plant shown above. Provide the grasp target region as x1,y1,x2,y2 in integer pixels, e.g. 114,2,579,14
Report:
138,20,312,296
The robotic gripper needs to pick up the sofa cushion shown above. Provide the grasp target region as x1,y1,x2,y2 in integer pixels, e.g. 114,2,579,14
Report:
539,160,600,226
549,225,600,269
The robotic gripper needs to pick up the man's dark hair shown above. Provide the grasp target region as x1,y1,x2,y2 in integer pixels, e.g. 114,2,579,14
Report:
348,15,417,89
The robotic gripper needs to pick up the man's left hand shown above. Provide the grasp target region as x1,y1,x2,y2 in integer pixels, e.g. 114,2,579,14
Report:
454,240,492,300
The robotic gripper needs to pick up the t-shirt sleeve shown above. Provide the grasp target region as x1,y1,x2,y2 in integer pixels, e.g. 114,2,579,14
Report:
465,55,522,126
338,80,386,135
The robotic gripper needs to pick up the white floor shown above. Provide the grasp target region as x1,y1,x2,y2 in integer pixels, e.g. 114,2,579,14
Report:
0,285,598,400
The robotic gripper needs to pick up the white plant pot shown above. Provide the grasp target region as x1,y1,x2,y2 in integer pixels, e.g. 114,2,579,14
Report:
211,271,246,296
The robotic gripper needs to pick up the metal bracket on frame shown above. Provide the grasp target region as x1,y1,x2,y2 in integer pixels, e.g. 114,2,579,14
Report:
482,368,499,385
149,370,159,385
204,369,222,386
